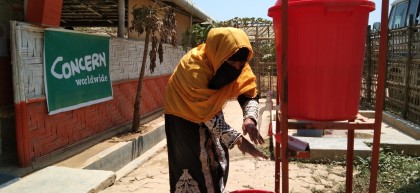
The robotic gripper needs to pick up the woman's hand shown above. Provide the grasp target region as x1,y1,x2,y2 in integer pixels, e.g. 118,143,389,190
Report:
242,118,264,145
236,136,268,160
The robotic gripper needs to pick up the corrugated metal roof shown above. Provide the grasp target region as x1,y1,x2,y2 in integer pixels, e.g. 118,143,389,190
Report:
60,0,210,27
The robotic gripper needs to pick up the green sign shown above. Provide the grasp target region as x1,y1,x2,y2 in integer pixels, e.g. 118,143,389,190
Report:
44,29,112,115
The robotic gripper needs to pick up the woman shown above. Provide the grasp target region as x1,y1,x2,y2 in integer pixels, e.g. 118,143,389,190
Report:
164,27,267,193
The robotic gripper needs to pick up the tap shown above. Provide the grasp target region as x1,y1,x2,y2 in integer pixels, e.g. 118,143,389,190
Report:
258,91,280,130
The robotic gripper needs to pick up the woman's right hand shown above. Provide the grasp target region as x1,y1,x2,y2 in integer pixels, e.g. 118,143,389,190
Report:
236,136,268,160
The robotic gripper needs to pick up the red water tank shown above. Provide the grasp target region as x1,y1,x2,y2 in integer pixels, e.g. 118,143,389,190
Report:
268,0,375,121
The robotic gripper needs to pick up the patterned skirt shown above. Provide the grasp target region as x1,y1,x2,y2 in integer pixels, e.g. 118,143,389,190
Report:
165,114,230,193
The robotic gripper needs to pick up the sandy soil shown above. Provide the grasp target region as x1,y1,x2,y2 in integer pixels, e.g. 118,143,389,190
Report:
99,146,346,193
99,100,347,193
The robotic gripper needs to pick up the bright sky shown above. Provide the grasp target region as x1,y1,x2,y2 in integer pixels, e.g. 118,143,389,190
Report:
192,0,394,26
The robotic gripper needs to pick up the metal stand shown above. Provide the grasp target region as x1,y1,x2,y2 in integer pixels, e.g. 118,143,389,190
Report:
275,0,389,192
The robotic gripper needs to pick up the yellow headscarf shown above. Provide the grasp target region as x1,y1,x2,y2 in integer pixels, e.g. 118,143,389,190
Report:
164,27,258,123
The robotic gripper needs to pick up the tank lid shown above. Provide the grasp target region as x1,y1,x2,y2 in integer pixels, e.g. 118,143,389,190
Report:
268,0,375,17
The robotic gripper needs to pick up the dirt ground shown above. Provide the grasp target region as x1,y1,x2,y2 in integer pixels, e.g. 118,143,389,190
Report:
99,146,347,193
99,100,347,193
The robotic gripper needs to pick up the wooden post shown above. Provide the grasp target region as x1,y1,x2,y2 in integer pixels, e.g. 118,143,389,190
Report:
256,25,261,92
26,0,63,27
366,26,373,103
118,0,125,38
402,26,412,119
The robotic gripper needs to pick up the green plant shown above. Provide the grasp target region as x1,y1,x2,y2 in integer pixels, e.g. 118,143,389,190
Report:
218,17,272,27
348,147,420,192
181,21,217,51
129,4,176,132
181,17,274,52
310,187,324,193
312,176,321,183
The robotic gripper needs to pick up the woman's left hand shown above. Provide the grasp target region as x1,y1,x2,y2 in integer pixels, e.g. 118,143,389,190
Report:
242,118,264,145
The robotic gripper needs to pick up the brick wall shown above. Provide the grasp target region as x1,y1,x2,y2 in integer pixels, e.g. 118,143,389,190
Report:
26,76,168,159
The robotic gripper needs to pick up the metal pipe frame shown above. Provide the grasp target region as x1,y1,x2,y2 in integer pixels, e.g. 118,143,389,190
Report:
275,0,389,192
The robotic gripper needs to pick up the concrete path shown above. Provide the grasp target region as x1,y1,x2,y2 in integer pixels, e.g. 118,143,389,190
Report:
0,166,115,193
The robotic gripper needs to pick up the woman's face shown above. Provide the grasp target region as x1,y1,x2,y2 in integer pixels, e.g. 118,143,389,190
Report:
225,60,246,70
208,61,243,89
